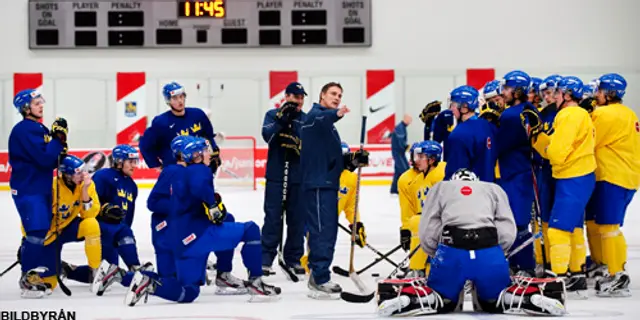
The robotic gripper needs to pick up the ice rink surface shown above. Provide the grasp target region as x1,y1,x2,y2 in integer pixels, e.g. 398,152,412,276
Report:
0,185,639,319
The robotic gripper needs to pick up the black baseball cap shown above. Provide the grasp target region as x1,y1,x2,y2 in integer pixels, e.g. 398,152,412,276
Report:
285,82,307,96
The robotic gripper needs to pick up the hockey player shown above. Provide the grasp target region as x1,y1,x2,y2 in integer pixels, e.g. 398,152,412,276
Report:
585,73,640,297
146,135,247,294
90,145,149,294
260,82,307,278
522,76,596,297
300,142,370,273
429,109,455,146
528,77,543,109
398,140,445,277
139,82,218,169
124,137,280,306
32,155,101,290
443,85,496,182
9,89,68,298
495,70,536,275
377,169,566,317
390,114,412,195
419,100,442,141
300,82,354,298
579,80,598,114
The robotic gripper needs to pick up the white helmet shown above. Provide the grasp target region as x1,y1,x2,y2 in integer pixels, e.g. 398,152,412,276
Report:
451,168,479,182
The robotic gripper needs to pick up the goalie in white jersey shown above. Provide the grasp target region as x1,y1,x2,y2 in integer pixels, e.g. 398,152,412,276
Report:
377,169,567,316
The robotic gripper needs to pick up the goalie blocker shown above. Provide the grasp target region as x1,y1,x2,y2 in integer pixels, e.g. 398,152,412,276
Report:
376,276,566,316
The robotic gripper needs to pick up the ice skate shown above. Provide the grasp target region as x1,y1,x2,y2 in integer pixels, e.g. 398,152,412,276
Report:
563,273,588,299
595,271,631,298
215,272,248,295
246,277,281,302
19,268,48,299
92,260,124,296
125,271,156,307
280,262,306,282
307,276,341,300
405,269,426,279
587,263,608,286
262,265,276,276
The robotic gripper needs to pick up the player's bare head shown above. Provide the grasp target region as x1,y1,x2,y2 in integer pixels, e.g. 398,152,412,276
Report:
542,88,556,104
319,82,343,109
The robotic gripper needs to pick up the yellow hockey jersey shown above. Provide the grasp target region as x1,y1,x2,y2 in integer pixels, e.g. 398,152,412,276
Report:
398,168,422,229
423,162,446,189
47,178,100,244
338,169,358,224
591,103,640,190
533,106,596,179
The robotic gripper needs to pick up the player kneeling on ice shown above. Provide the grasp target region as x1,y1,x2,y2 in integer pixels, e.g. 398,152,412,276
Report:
146,135,247,295
125,137,280,306
377,169,567,317
20,155,102,293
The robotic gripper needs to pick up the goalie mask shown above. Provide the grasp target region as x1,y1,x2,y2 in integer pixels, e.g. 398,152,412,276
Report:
450,168,479,182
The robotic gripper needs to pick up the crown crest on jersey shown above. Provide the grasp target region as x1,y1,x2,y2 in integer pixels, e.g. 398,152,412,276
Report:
191,123,202,133
178,129,190,136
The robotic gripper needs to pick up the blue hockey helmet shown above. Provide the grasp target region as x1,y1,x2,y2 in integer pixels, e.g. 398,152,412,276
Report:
171,135,194,160
341,141,350,155
596,73,626,99
582,81,597,99
181,137,208,163
529,77,543,95
449,85,479,111
162,82,187,102
111,145,140,166
557,76,584,101
13,89,44,112
483,80,501,99
414,140,443,160
59,155,85,175
539,74,563,92
502,70,531,92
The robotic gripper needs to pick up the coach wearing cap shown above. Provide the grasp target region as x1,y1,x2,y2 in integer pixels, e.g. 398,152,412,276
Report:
260,82,308,279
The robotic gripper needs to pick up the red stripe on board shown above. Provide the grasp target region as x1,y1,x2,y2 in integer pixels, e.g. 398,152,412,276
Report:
269,71,298,98
366,70,394,98
367,115,395,144
116,72,146,101
13,73,43,95
117,117,147,146
466,69,495,90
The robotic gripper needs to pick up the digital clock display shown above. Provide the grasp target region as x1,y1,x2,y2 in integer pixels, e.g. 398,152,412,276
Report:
177,0,226,18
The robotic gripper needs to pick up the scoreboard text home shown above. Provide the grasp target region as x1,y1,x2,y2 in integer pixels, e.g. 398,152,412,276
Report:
29,0,372,48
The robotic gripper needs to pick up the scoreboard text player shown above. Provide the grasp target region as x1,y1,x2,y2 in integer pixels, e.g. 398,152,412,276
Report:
28,0,372,49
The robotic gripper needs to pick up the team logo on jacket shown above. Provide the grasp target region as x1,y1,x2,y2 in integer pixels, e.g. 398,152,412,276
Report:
460,186,473,196
486,137,492,149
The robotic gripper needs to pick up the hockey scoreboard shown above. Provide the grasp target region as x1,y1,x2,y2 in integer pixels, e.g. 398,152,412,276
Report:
28,0,372,49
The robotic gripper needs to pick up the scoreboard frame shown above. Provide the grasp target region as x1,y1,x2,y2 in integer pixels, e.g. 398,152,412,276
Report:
28,0,373,49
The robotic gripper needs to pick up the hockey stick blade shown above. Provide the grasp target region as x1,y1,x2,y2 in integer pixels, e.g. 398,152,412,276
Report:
332,266,350,277
340,291,375,303
350,272,369,293
278,256,299,283
57,274,72,296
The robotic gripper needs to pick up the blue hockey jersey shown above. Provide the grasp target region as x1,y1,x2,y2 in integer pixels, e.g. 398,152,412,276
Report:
92,167,138,227
139,107,215,168
496,102,535,180
300,103,344,191
444,116,497,182
261,108,306,183
8,119,64,196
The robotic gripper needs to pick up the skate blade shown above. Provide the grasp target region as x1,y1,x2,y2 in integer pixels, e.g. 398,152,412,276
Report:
248,294,281,303
567,290,589,300
596,289,632,298
20,290,45,299
307,290,341,300
215,287,249,295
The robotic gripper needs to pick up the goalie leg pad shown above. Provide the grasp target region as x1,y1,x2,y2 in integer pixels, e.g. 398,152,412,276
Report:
377,278,454,316
499,276,567,316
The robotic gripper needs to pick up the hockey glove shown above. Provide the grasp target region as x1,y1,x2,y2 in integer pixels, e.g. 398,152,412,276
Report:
350,149,369,168
205,193,227,225
98,203,125,224
419,100,441,125
279,132,301,156
520,106,543,139
579,97,596,114
51,117,68,143
350,222,367,248
400,229,411,251
209,144,222,174
479,101,504,127
276,101,300,124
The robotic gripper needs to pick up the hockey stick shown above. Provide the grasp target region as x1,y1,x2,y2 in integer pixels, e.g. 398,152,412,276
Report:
339,223,400,267
340,232,542,304
276,125,299,282
346,115,368,293
54,160,72,296
332,244,402,277
341,245,421,303
0,261,19,278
